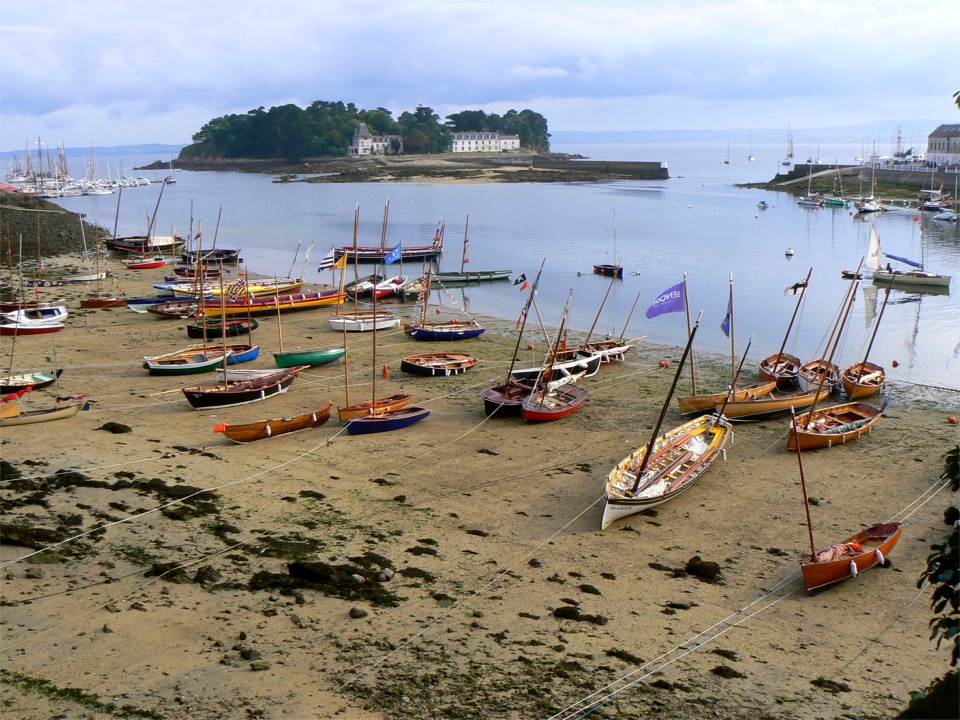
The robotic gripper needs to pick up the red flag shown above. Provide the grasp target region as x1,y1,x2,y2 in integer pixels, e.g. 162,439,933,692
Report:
913,216,920,222
520,280,530,292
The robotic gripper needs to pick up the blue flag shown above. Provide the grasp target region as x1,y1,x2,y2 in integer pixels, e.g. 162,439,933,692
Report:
645,281,685,319
383,243,402,264
720,297,732,337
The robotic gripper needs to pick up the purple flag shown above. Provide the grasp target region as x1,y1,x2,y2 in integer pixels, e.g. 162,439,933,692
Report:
645,281,685,319
720,296,732,337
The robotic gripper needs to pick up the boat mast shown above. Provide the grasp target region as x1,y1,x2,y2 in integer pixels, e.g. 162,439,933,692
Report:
630,312,702,494
726,274,736,391
460,215,469,274
857,275,895,373
790,406,818,560
774,267,813,363
583,272,617,345
682,274,696,394
502,260,545,384
618,286,643,343
719,337,753,413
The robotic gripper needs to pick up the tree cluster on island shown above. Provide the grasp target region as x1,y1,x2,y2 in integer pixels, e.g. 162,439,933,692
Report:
180,102,550,160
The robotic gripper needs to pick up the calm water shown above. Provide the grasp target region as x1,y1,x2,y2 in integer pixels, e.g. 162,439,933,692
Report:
47,141,960,397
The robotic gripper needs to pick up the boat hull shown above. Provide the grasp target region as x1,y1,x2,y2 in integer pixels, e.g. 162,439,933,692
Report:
1,369,63,394
521,384,588,422
182,368,301,410
841,361,885,400
677,382,777,416
0,400,84,427
328,311,401,333
400,353,478,376
592,264,623,279
510,350,602,382
214,402,333,443
187,318,260,339
274,347,345,368
721,387,829,421
345,406,430,434
403,322,485,341
338,394,413,422
797,359,841,395
758,352,801,389
801,523,903,591
0,322,64,336
201,290,346,317
871,269,951,289
788,401,883,451
433,270,512,283
481,379,535,417
143,349,232,375
603,415,732,529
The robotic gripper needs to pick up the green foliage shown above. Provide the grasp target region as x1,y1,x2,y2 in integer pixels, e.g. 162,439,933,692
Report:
185,100,550,159
916,445,959,667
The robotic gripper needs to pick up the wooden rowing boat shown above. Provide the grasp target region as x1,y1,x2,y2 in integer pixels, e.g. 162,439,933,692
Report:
720,386,829,422
182,366,303,410
345,406,430,434
338,394,412,422
0,399,85,427
789,406,903,591
0,369,63,394
787,401,884,451
400,352,478,377
214,402,333,443
801,523,903,591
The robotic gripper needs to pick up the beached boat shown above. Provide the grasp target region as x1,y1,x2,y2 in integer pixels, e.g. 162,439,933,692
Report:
576,281,643,365
328,311,400,333
0,319,65,336
841,275,893,400
0,398,85,427
338,394,413,422
481,378,536,417
200,289,346,317
602,313,732,529
345,406,430,434
719,386,829,422
143,347,232,375
759,269,812,389
797,268,860,395
145,300,201,319
124,255,167,270
186,317,259,339
400,352,478,377
213,402,334,443
0,369,63,394
275,347,345,368
510,349,602,382
678,275,776,415
787,401,884,451
403,270,485,341
789,407,902,591
2,304,68,324
182,366,303,410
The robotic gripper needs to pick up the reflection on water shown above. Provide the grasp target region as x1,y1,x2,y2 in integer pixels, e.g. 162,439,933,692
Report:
44,142,959,397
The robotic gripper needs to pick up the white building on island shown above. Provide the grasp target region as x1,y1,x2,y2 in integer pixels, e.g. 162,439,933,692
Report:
347,123,402,156
449,131,521,153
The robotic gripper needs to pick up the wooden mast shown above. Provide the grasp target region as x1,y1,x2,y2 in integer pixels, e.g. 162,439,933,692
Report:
790,406,818,560
630,312,702,494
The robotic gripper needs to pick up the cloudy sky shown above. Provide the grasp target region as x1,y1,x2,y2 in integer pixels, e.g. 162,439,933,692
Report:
1,0,957,151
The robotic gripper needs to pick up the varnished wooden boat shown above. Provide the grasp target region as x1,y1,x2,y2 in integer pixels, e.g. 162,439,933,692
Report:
481,378,536,417
0,399,85,426
79,297,127,308
200,289,346,317
759,352,802,389
787,401,884,450
677,381,777,416
400,352,478,377
338,394,412,423
841,361,885,400
720,387,829,422
603,413,731,529
214,402,333,443
801,523,903,591
404,319,485,341
797,358,841,395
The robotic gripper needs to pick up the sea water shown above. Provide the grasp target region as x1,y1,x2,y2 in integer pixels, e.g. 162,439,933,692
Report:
47,141,960,397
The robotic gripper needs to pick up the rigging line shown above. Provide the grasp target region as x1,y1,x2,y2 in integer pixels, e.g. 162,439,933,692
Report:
549,575,804,720
0,446,200,486
894,475,954,525
334,495,607,694
0,424,351,570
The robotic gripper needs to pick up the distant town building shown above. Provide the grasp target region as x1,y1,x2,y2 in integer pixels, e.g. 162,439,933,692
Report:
449,132,521,153
348,123,402,156
926,124,960,166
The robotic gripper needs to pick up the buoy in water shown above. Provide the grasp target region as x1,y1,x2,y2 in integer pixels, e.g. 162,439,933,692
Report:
892,359,900,368
785,248,795,256
527,343,536,350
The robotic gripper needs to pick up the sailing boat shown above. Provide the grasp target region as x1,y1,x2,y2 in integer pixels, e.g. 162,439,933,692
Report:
79,217,125,308
342,242,427,434
677,275,776,415
841,275,894,399
481,261,544,416
854,162,882,214
865,222,951,289
602,313,732,529
0,352,89,427
759,269,811,388
403,269,485,341
328,205,401,332
434,215,512,283
273,276,345,368
789,407,902,592
577,278,644,365
520,291,589,422
797,266,861,395
797,163,823,207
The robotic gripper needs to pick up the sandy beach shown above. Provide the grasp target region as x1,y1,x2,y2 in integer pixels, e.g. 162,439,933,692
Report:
2,258,957,720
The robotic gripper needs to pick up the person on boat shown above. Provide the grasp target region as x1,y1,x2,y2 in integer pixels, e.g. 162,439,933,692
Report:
885,262,893,273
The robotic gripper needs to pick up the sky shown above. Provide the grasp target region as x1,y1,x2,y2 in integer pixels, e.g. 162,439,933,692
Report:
1,0,958,152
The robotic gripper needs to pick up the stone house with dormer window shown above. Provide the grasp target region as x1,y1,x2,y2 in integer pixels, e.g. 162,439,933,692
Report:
348,123,402,156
